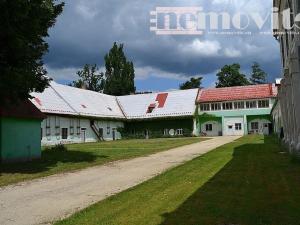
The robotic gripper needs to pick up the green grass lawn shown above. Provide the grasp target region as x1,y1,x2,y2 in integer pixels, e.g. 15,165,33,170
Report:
0,137,205,187
56,135,300,225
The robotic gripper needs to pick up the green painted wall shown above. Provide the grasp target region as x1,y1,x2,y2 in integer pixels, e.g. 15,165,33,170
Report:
124,118,193,137
0,117,42,162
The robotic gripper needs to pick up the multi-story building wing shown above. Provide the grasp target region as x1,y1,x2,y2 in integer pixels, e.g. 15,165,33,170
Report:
196,84,277,136
273,0,300,151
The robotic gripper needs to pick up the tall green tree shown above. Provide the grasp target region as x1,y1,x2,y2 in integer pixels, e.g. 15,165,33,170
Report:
70,64,104,92
250,62,267,84
103,42,135,96
0,0,64,104
180,77,203,90
216,63,250,88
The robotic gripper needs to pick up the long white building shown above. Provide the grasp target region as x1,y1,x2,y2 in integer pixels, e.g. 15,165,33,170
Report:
273,0,300,151
31,82,199,145
31,82,125,145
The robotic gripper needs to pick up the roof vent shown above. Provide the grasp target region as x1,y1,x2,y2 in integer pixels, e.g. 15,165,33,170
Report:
107,107,112,111
81,104,87,108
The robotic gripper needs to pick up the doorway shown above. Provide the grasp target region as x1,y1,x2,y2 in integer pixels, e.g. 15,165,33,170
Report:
81,128,86,142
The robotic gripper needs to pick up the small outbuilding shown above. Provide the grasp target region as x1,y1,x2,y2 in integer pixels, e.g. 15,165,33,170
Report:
0,100,46,162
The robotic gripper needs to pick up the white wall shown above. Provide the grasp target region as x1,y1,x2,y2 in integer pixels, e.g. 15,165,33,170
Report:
247,119,271,135
41,115,124,146
223,117,244,136
200,121,222,136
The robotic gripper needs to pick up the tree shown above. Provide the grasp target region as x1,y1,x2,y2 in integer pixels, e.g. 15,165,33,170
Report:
103,42,135,96
180,77,203,90
70,64,104,92
216,63,250,88
0,0,64,104
250,62,267,84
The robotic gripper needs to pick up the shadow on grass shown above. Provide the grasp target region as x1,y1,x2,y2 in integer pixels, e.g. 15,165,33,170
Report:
161,136,300,225
0,148,107,174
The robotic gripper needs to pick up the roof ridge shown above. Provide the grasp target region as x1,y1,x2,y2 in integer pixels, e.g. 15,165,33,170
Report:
50,84,79,115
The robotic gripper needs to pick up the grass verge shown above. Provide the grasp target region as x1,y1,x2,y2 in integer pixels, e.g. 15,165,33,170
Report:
56,135,300,225
0,137,206,187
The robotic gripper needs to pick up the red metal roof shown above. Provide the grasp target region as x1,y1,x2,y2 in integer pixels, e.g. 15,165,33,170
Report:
197,84,277,103
0,100,46,120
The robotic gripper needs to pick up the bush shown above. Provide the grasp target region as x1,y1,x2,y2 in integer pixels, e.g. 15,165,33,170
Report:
50,144,67,152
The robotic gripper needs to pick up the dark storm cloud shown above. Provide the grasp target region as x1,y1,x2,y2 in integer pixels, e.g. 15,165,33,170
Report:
44,0,281,83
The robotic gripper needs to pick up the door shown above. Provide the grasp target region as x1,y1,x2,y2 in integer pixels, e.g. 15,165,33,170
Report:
81,128,86,142
144,129,149,139
263,123,270,135
112,129,116,141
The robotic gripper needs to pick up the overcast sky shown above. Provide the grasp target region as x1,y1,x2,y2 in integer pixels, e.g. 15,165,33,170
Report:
44,0,281,91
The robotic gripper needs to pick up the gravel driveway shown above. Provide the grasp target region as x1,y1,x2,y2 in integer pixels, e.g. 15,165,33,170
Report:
0,136,239,225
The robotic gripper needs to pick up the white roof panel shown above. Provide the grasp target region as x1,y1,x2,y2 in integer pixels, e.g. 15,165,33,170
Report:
117,89,199,119
30,85,77,115
51,82,125,119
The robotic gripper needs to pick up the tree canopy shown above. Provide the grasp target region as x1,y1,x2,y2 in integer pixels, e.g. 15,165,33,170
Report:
180,77,203,90
70,64,104,92
250,62,267,85
216,63,250,88
0,0,64,104
103,42,136,96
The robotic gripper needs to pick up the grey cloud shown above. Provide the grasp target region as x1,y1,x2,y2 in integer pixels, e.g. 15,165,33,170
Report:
44,0,281,83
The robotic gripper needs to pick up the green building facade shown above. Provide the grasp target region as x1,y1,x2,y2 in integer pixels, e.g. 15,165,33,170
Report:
0,101,45,162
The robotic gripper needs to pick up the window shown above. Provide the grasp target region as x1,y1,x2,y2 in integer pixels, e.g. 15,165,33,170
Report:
70,119,74,135
205,124,213,131
200,103,210,111
234,101,245,109
163,129,169,136
251,122,259,130
62,128,68,139
55,116,60,135
46,117,51,136
228,125,233,129
107,126,110,135
211,103,221,111
222,102,233,110
258,99,269,108
246,101,257,109
235,123,242,130
76,119,81,135
176,129,183,135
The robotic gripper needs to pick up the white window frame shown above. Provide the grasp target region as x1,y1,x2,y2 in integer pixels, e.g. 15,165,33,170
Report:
205,124,213,131
176,129,183,136
211,103,221,111
163,129,169,136
222,102,233,110
246,101,257,109
234,101,245,109
251,122,259,130
235,123,242,130
76,119,81,135
258,99,269,108
200,103,210,111
46,117,51,136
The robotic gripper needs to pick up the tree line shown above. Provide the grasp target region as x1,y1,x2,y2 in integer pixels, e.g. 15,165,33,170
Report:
179,62,268,90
